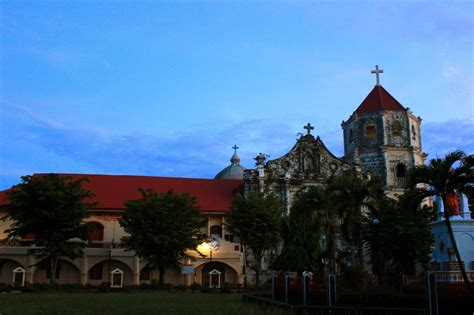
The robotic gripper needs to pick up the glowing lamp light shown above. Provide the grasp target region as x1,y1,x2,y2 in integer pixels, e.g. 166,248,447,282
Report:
197,242,210,256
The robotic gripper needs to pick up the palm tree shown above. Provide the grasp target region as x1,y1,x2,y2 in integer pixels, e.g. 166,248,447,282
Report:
408,150,473,292
326,170,384,267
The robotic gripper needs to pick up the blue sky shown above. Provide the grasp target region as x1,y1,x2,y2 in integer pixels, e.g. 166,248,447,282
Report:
0,1,473,189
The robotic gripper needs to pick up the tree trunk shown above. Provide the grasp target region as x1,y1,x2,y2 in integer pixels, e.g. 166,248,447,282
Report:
327,224,336,274
242,244,248,288
444,213,473,294
49,255,58,285
158,265,165,286
254,253,261,287
358,240,365,268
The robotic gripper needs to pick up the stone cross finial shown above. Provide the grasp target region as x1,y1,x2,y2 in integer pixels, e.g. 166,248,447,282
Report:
304,123,314,135
232,144,239,154
371,65,384,86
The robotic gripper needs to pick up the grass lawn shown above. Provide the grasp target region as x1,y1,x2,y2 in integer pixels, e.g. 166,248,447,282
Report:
0,291,290,315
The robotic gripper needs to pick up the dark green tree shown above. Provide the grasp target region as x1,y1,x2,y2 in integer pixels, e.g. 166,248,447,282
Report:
119,189,205,285
408,150,473,292
273,186,325,273
1,174,94,284
226,191,282,286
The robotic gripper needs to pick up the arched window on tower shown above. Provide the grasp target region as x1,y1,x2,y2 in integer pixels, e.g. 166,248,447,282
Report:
395,163,407,186
348,129,354,144
365,123,376,140
396,163,406,178
392,120,402,137
411,125,417,140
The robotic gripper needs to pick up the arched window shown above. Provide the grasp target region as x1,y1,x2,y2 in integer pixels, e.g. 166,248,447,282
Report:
411,125,416,140
87,222,104,241
365,123,376,140
304,154,313,173
396,163,406,178
392,120,402,136
210,225,222,238
348,129,354,144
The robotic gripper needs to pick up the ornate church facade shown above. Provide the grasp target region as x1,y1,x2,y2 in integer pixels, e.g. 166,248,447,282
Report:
4,66,462,288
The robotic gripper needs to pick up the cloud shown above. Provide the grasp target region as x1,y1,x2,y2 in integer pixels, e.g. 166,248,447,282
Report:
1,105,472,191
422,119,474,158
442,64,460,79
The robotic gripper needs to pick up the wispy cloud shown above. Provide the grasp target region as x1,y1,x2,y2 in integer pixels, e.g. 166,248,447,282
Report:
442,63,460,79
422,119,474,158
1,107,472,190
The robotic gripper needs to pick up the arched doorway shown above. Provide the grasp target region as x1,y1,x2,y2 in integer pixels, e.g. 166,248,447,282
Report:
88,259,134,286
199,262,237,288
33,259,80,284
139,264,183,285
0,258,24,286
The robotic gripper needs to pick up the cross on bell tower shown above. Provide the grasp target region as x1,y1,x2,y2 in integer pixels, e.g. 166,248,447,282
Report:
371,65,384,86
304,123,314,135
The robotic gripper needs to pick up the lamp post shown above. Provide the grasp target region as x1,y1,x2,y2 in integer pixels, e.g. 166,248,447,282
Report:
320,235,327,273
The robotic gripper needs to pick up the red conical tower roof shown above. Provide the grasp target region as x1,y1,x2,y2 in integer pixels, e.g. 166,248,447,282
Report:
355,85,406,114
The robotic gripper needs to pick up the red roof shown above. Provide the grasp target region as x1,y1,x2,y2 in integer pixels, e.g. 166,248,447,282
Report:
355,85,406,114
0,174,243,213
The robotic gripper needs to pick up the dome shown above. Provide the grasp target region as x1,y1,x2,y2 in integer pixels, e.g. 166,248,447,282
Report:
214,145,246,180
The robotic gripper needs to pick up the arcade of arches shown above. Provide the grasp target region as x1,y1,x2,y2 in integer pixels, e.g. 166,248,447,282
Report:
0,252,240,288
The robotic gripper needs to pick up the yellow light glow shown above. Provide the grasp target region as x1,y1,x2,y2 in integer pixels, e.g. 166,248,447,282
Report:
197,241,210,255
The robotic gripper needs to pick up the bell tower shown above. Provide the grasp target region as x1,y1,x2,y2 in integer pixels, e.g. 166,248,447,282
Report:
342,65,426,195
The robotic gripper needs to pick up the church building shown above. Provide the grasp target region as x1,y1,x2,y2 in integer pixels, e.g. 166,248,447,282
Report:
2,66,469,288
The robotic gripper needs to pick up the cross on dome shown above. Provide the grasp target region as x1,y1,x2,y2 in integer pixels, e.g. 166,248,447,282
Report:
371,65,384,86
304,123,314,135
232,144,239,154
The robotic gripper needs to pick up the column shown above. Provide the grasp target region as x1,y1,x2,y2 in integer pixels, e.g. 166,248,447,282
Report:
207,217,211,237
133,256,140,286
26,253,35,284
461,193,472,220
80,256,88,286
436,195,445,221
221,216,225,239
184,258,192,287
